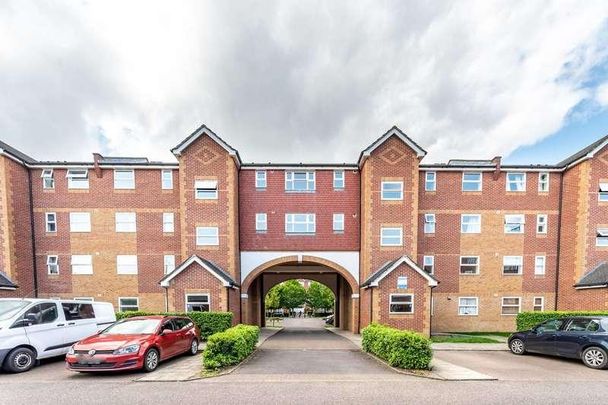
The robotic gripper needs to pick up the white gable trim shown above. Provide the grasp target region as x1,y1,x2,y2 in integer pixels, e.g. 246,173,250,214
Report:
160,255,232,287
172,125,241,167
369,256,438,287
359,127,426,168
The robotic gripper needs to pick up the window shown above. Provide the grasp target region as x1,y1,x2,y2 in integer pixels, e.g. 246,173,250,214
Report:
195,180,218,199
69,212,91,233
196,227,219,246
538,172,549,192
565,318,596,332
424,214,436,234
458,297,478,316
47,255,59,275
506,172,526,192
462,172,482,191
66,168,89,189
501,297,521,315
460,256,479,275
461,214,481,233
599,183,608,202
256,213,267,232
535,319,563,333
161,170,173,190
285,171,315,192
504,214,525,234
380,227,402,246
536,214,547,234
503,256,523,275
186,294,210,312
114,169,135,189
45,212,57,232
163,213,174,233
62,302,95,320
116,255,138,275
118,297,139,312
389,294,414,314
333,213,344,232
533,297,544,312
423,256,434,274
535,256,546,275
41,169,54,189
333,170,345,189
381,181,403,200
163,255,175,274
285,214,316,234
71,255,93,275
115,212,136,233
597,228,608,247
17,303,58,326
255,171,267,188
425,172,436,191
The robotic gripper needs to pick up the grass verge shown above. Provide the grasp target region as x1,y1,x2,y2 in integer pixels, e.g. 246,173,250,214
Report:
431,335,500,343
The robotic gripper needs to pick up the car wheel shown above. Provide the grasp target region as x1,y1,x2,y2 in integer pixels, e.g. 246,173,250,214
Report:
143,348,160,372
509,338,526,355
188,339,199,356
3,347,36,373
582,347,608,369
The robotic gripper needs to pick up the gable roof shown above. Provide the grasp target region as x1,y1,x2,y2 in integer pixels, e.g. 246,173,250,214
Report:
171,124,242,167
0,140,37,165
575,262,608,289
159,255,239,288
558,134,608,168
361,255,438,288
358,126,427,168
0,271,18,290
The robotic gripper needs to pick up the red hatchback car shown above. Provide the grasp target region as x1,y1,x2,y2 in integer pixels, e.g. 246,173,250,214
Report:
66,316,200,372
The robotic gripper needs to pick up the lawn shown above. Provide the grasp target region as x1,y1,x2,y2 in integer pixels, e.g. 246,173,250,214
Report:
431,335,501,343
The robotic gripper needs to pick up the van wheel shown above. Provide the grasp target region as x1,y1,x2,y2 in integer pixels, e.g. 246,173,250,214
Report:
143,348,159,372
582,347,608,369
188,339,198,356
3,347,36,373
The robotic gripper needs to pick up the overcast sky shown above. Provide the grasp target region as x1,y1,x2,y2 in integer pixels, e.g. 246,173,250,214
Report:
1,0,608,164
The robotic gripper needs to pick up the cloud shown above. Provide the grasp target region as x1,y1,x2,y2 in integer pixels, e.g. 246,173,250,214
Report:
0,0,607,163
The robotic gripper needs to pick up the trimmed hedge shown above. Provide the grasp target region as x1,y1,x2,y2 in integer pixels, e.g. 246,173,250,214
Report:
361,323,433,370
203,324,260,369
115,311,233,340
517,311,608,331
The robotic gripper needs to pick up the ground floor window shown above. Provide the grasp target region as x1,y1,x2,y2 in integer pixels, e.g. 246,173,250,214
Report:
186,294,210,312
458,297,478,315
389,294,413,314
119,297,139,312
501,297,521,315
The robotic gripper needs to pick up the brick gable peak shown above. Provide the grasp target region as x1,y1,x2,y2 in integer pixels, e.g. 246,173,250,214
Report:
172,124,242,167
358,126,426,168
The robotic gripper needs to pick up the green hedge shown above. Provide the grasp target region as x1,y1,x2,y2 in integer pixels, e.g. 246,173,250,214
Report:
115,311,233,340
361,323,432,370
517,311,608,331
203,324,260,369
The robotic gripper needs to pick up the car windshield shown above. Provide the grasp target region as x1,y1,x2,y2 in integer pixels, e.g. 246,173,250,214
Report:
0,300,31,321
101,319,160,335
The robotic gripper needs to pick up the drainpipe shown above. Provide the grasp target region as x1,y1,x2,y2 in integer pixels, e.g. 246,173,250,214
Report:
369,288,373,323
554,172,565,310
27,169,38,297
164,287,169,312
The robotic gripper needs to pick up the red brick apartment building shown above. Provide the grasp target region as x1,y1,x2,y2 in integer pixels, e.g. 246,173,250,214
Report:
1,125,608,335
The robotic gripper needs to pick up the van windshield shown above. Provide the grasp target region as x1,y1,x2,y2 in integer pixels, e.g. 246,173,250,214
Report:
101,319,160,335
0,300,31,321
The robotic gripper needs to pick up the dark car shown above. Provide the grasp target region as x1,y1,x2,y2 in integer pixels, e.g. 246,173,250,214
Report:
508,316,608,369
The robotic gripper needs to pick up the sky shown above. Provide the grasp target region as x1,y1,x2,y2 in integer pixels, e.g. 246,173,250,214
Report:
1,0,608,165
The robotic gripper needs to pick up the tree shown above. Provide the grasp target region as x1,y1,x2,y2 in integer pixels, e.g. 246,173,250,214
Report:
279,280,307,310
265,285,281,311
306,281,335,314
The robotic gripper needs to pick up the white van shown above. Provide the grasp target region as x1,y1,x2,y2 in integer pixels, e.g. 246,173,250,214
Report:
0,298,116,373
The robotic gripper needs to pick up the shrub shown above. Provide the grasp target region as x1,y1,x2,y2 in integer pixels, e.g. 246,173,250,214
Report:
517,311,608,331
361,323,432,370
115,311,233,340
203,324,260,369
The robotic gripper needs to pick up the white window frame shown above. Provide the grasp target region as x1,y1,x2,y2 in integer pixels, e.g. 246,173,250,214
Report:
114,169,135,189
461,214,481,233
163,255,176,274
501,297,521,316
285,213,316,234
424,213,436,234
285,171,315,192
45,212,57,233
69,212,91,233
506,172,526,192
533,296,545,312
115,212,137,233
599,183,608,202
256,213,267,232
503,256,523,275
538,172,549,192
459,256,480,275
195,180,218,200
161,170,173,190
196,226,219,246
462,172,482,192
381,181,403,200
163,213,175,233
458,297,479,316
41,169,54,189
423,255,434,274
597,228,608,246
66,168,89,189
185,293,210,312
389,294,414,314
333,213,345,232
118,297,139,312
47,255,59,275
333,170,345,189
380,227,403,246
504,214,525,234
534,255,546,275
71,255,93,275
255,171,267,189
116,255,138,275
536,214,548,234
425,171,436,191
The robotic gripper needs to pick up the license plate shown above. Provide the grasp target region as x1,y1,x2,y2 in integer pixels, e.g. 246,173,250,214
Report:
77,357,101,365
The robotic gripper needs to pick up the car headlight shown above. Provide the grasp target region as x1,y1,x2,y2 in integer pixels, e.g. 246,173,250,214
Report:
67,345,75,355
113,344,140,355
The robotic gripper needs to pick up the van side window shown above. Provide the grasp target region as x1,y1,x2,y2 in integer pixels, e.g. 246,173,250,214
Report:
13,303,58,327
62,303,95,320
